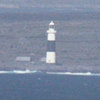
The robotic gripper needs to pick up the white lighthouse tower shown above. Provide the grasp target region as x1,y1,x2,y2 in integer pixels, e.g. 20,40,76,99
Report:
46,21,56,64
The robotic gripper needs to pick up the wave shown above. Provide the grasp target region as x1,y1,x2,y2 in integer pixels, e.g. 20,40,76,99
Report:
0,70,100,76
46,72,93,76
46,72,100,76
0,70,38,74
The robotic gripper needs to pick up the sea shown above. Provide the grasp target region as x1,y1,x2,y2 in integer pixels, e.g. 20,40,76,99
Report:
0,8,100,100
0,72,100,100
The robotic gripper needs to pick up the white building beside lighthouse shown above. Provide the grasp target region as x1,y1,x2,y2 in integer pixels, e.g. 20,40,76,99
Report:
46,21,56,64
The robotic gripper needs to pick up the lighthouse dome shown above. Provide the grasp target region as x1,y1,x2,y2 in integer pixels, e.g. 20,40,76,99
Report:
49,21,55,26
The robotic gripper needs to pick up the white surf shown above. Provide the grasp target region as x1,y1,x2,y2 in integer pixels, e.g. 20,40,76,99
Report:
0,70,100,76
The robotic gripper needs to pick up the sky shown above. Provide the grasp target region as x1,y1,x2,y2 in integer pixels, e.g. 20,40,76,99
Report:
0,0,100,8
0,0,100,12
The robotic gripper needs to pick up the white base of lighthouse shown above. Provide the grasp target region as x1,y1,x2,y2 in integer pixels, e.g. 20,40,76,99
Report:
46,52,56,64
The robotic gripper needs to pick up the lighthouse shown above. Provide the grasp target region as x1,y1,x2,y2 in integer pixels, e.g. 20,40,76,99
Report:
46,21,56,64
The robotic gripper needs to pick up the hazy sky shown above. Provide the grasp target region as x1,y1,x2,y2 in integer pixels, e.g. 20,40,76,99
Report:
0,0,100,13
0,0,100,8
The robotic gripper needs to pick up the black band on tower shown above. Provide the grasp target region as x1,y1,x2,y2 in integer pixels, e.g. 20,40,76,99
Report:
47,41,56,51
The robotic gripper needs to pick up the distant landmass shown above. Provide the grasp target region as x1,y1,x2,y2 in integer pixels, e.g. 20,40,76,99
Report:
0,11,100,72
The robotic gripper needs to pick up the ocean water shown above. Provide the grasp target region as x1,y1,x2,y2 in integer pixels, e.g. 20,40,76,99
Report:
0,73,100,100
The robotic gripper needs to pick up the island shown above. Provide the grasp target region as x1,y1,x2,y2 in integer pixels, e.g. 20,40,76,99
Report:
0,13,100,73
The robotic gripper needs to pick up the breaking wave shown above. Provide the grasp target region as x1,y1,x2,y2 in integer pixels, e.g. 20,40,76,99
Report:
0,70,100,76
46,72,99,76
0,70,38,74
